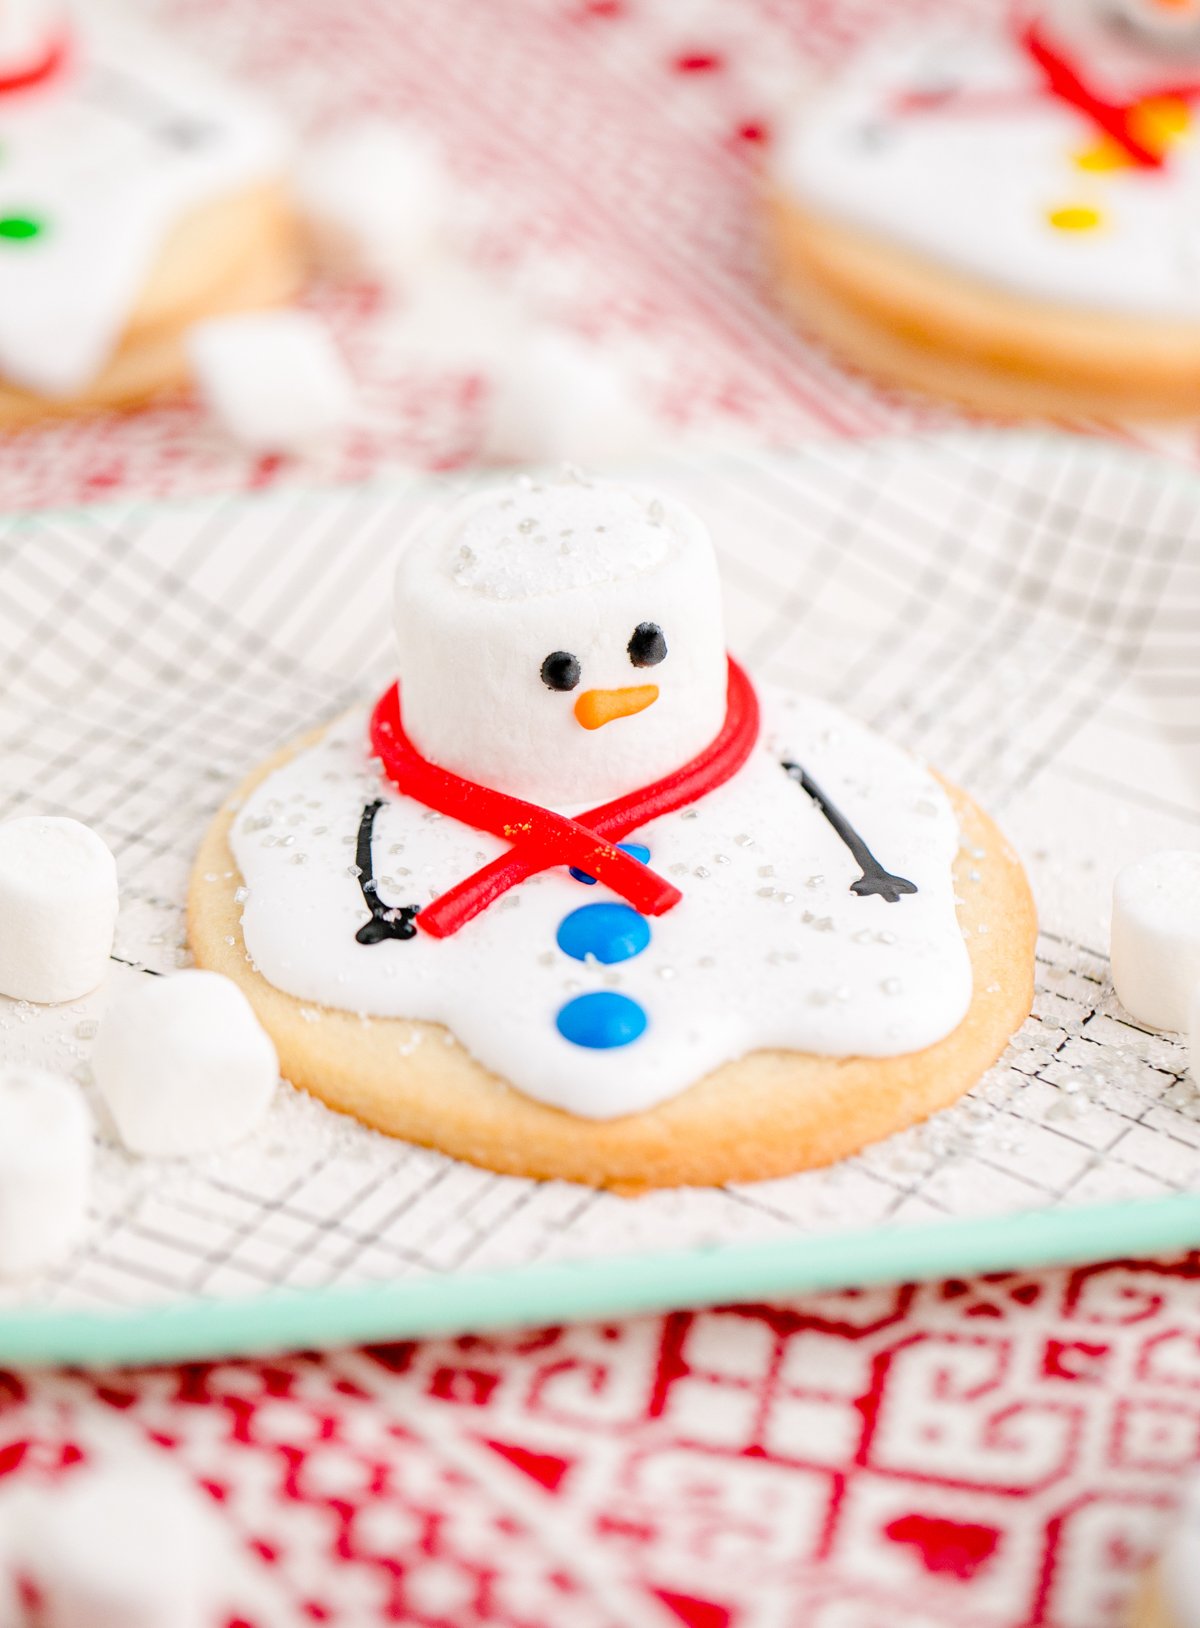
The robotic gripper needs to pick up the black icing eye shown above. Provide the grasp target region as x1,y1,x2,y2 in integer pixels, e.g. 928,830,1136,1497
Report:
627,622,667,668
541,651,581,692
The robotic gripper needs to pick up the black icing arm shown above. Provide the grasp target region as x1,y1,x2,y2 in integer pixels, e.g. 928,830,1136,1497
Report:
781,762,918,904
354,799,421,944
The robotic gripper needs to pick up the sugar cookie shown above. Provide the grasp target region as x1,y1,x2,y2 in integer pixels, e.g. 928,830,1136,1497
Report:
767,1,1200,418
0,4,299,425
190,473,1036,1190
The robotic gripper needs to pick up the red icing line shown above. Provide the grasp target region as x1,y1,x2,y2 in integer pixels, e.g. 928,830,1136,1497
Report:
893,14,1200,169
0,30,69,97
368,656,760,938
1018,17,1200,168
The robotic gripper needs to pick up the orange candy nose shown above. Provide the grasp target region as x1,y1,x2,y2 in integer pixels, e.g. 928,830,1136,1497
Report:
574,684,659,730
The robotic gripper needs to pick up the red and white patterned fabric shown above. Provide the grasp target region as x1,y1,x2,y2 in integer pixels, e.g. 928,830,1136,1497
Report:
4,1262,1200,1625
3,1,1199,1623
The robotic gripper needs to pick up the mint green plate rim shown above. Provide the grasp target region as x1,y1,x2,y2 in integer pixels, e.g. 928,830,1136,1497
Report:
3,1193,1199,1370
4,431,1199,1370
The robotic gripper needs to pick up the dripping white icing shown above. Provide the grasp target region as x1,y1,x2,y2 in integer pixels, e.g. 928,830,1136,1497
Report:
0,2,288,396
229,688,973,1120
771,22,1200,321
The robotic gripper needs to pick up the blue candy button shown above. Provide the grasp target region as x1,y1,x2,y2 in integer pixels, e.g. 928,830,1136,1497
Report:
569,841,651,886
556,902,650,964
556,991,648,1049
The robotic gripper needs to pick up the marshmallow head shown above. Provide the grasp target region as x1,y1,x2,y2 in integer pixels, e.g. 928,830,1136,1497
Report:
1104,0,1200,45
0,816,118,1004
1054,0,1200,52
0,1067,92,1279
393,476,727,807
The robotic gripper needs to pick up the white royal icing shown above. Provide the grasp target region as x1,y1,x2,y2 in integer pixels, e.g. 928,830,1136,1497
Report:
230,687,973,1120
771,14,1200,321
0,2,288,397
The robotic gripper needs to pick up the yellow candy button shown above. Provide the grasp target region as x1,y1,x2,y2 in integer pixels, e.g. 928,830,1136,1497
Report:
1074,140,1130,172
1047,204,1104,231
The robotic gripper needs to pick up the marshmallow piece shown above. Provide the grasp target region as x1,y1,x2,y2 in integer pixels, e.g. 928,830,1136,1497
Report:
187,311,356,453
297,117,448,284
0,816,118,1004
0,1068,92,1279
12,1460,227,1628
93,970,277,1156
1111,851,1200,1030
484,330,653,466
394,473,726,806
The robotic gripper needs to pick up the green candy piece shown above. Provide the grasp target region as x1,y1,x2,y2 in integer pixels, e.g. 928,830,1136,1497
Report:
0,215,42,241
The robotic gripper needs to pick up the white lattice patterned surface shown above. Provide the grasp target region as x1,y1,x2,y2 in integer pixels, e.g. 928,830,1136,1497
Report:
2,430,1199,1313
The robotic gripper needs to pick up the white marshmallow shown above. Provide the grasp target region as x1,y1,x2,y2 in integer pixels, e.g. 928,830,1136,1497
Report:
1048,0,1200,97
92,970,277,1156
1091,0,1200,46
394,474,726,806
1110,851,1200,1030
0,816,117,1004
10,1459,227,1628
296,117,449,285
483,329,653,466
187,311,356,453
0,1068,92,1279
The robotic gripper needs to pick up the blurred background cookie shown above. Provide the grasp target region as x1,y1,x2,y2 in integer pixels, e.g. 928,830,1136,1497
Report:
0,0,299,425
766,0,1200,418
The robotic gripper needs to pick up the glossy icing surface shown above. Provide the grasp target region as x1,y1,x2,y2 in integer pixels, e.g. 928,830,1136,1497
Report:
230,689,974,1120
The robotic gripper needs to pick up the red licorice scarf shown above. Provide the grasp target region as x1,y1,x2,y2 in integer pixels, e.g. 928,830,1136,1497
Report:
367,657,760,939
896,6,1200,170
0,30,69,96
1018,15,1200,167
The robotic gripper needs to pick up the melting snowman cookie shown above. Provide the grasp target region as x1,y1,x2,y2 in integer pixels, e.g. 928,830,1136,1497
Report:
767,0,1200,419
189,473,1036,1189
0,0,297,423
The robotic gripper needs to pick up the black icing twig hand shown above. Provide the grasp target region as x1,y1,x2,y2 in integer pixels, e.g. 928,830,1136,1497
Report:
781,762,918,905
354,800,421,944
